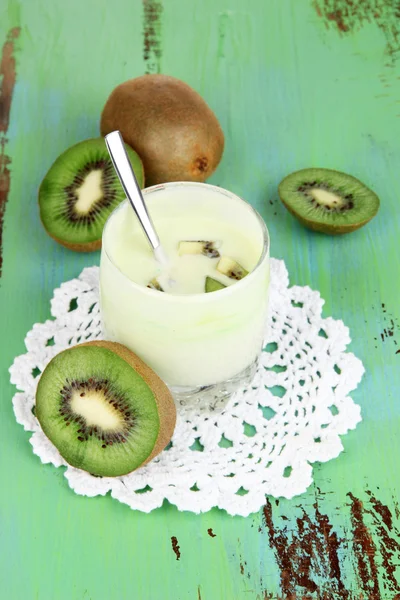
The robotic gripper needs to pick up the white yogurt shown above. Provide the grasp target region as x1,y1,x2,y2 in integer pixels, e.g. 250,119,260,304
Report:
100,182,270,388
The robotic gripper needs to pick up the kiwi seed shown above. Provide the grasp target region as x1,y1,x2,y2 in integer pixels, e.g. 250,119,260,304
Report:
278,168,380,234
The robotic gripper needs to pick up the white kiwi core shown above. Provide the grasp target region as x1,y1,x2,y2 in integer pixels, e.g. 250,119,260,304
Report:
74,170,104,214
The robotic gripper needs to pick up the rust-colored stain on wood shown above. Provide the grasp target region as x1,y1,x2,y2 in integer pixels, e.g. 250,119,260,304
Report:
314,0,400,63
142,0,162,74
0,27,20,278
379,304,399,350
171,535,181,560
263,498,346,597
365,491,400,593
347,493,380,597
263,492,400,598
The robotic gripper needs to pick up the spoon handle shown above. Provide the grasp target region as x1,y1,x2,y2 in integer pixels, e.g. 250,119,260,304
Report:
105,130,161,251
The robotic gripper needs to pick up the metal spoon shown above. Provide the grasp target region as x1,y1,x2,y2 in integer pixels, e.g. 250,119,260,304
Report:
104,130,168,266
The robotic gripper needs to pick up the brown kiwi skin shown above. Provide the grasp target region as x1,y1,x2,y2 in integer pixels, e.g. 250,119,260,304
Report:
38,161,145,252
44,232,102,252
80,341,176,466
100,74,225,186
279,198,375,235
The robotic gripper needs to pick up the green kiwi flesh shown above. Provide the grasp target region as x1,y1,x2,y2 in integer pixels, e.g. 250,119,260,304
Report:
39,138,144,251
35,341,176,477
278,168,380,234
205,276,226,293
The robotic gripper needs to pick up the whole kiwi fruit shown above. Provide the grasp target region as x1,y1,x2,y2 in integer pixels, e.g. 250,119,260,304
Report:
100,74,225,186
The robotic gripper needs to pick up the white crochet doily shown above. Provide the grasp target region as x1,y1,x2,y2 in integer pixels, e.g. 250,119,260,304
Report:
10,259,364,517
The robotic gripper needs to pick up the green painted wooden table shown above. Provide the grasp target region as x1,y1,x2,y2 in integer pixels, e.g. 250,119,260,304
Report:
1,1,399,598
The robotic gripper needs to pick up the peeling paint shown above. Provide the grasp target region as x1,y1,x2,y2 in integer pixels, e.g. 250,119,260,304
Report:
263,498,346,597
263,492,400,598
365,490,400,593
171,535,181,560
348,493,380,597
142,0,162,74
314,0,400,64
0,27,20,278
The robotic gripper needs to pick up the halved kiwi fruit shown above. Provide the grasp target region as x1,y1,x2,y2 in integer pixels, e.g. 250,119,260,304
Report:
39,138,144,251
278,168,380,234
35,341,176,477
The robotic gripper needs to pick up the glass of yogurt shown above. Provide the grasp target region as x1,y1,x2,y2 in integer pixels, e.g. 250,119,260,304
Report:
100,182,270,405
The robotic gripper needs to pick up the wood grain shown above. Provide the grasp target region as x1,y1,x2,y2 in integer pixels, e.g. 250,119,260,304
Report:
0,0,399,598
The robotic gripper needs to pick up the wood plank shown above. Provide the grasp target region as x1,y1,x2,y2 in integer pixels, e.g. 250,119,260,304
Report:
0,0,399,598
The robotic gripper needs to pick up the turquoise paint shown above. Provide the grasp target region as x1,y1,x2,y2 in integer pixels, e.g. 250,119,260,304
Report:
1,0,400,597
